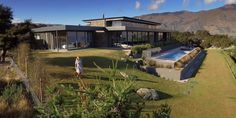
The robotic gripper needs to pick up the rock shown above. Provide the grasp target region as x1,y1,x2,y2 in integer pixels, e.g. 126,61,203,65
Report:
149,89,159,100
136,88,159,100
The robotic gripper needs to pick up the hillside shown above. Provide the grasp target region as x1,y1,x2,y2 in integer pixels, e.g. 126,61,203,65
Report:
137,4,236,37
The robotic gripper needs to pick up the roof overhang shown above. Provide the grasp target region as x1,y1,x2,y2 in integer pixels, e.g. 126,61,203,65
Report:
105,26,173,32
83,16,161,25
32,25,104,33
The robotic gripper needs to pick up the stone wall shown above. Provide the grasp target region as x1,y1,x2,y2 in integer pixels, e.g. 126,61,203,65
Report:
145,50,206,81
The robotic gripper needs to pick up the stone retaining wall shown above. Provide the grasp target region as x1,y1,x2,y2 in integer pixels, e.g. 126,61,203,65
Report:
145,50,206,81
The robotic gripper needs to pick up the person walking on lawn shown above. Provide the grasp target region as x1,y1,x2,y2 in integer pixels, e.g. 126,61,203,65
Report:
75,56,83,78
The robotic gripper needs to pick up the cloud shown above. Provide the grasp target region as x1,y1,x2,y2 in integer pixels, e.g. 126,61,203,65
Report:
204,0,236,4
204,0,217,4
12,17,22,23
135,1,141,9
225,0,236,4
183,0,190,6
148,0,165,10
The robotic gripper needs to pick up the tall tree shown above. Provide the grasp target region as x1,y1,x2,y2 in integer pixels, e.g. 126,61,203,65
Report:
0,4,12,33
0,4,13,62
0,4,35,62
0,19,36,62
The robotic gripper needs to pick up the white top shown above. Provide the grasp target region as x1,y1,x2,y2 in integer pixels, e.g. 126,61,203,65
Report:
75,58,83,74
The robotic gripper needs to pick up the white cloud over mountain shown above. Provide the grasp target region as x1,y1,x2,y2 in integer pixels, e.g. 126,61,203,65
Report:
135,1,141,9
148,0,165,10
204,0,236,4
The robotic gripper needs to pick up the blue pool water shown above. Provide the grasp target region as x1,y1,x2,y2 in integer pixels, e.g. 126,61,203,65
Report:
156,50,189,61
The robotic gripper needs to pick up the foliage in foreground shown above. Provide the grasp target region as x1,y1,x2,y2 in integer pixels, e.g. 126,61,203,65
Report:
0,83,33,118
131,44,153,55
36,61,171,118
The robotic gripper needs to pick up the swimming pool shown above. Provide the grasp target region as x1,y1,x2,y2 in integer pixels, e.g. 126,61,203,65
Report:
155,48,191,61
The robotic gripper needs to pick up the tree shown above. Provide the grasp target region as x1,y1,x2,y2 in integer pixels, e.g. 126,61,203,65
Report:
10,19,36,47
0,19,35,62
0,4,13,62
0,4,12,34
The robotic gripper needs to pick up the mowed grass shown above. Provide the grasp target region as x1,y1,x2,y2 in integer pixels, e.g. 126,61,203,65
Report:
35,48,184,96
35,48,236,118
165,49,236,118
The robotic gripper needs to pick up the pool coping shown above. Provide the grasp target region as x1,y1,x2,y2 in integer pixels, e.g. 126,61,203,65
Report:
147,47,195,68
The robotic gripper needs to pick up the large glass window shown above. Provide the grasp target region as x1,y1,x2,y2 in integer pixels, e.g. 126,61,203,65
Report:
128,32,132,45
67,32,77,49
66,31,92,49
77,32,91,48
112,21,122,26
149,32,154,42
58,31,67,49
158,32,163,41
137,32,142,43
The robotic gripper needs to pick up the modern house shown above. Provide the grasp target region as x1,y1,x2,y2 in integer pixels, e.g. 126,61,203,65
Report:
32,16,172,50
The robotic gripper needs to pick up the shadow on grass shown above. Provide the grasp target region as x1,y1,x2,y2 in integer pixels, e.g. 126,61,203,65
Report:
49,72,75,79
44,56,134,69
82,75,158,83
57,83,172,101
156,90,173,100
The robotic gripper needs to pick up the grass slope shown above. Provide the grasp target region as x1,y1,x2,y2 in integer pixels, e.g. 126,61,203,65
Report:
166,50,236,118
35,49,236,118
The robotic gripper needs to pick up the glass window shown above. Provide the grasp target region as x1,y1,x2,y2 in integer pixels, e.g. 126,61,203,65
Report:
67,32,77,49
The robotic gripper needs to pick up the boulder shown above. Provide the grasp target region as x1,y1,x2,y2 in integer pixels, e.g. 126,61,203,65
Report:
136,88,159,100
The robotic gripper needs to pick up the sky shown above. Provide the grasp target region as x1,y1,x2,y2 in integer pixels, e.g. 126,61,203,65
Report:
0,0,235,25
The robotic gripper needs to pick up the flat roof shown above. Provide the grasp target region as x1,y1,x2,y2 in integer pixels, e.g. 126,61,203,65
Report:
32,25,172,33
83,16,161,25
32,25,104,32
105,26,173,32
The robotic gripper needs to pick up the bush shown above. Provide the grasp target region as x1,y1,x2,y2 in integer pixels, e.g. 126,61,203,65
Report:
155,63,164,68
173,30,234,49
174,61,184,69
153,104,171,118
37,61,145,117
131,44,152,55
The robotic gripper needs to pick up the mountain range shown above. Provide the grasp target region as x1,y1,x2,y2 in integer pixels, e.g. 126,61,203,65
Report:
137,4,236,37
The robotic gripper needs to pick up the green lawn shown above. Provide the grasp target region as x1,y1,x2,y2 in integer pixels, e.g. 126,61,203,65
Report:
35,48,236,118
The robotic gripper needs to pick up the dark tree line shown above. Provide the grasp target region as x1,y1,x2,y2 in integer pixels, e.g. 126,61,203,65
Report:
172,30,234,49
0,4,35,62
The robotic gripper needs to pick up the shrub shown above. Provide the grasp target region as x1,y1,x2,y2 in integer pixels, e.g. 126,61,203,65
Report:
14,96,30,111
174,61,184,69
16,43,30,72
165,65,173,69
155,63,164,68
146,59,156,67
2,84,23,104
153,104,171,118
189,52,196,58
131,44,152,55
37,61,145,118
180,55,191,65
0,99,8,113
